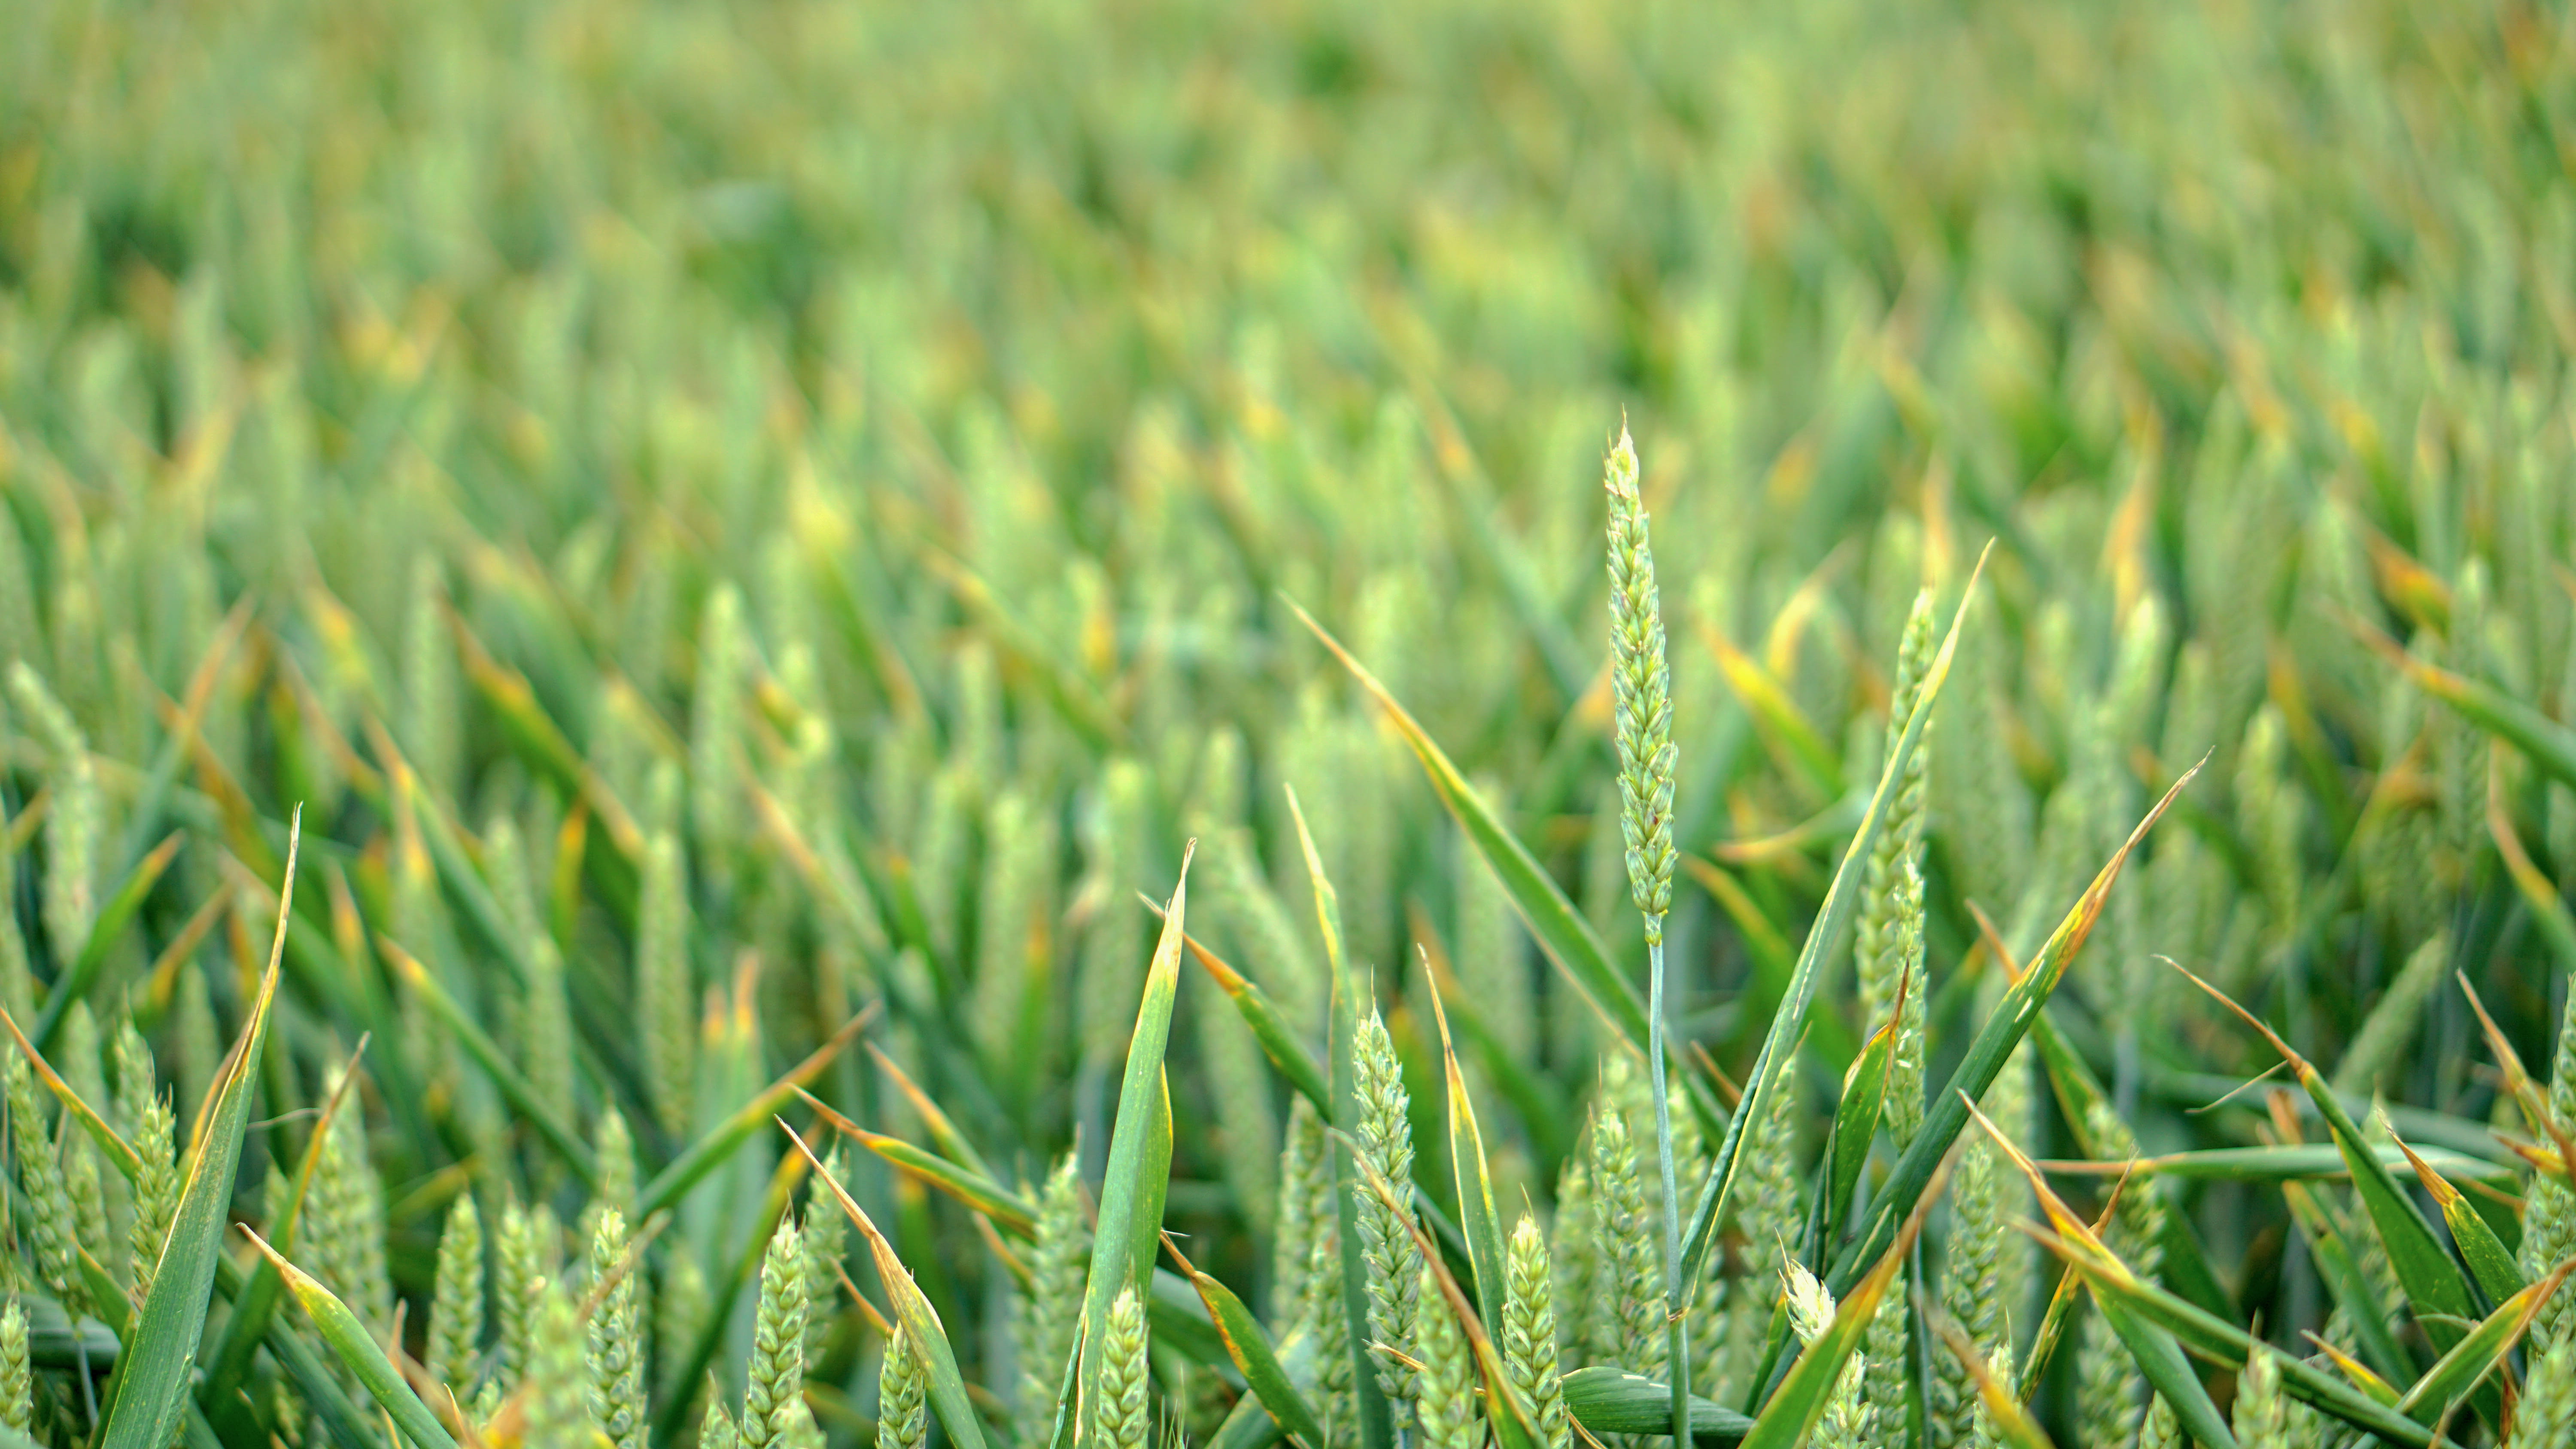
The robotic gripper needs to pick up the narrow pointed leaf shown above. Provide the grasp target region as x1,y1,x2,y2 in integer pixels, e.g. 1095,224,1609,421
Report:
2038,1235,2437,1446
1560,1369,1753,1444
2172,965,2485,1369
1291,790,1395,1449
380,937,596,1186
1929,1321,2058,1449
97,812,298,1449
1078,845,1197,1435
239,1230,458,1449
1148,894,1331,1114
1806,1015,1893,1267
2388,1121,2524,1306
2283,1181,2415,1388
787,1122,990,1449
1166,1237,1327,1449
1827,755,2199,1297
1288,600,1695,1123
806,1100,1038,1235
1424,965,1505,1340
1688,556,1991,1294
2392,1258,2573,1424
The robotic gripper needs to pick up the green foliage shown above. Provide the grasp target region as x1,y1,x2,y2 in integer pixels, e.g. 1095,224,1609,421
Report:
2,0,2575,1444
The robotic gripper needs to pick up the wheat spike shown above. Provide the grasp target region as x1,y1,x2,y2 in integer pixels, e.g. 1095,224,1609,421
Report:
7,662,99,955
1272,1094,1330,1331
1094,1284,1151,1449
802,1149,851,1362
6,1052,88,1320
1503,1215,1570,1449
586,1208,648,1449
428,1192,485,1400
1019,1152,1090,1419
742,1218,811,1449
1413,1260,1479,1449
1353,1008,1423,1404
879,1324,927,1449
2514,1334,2576,1448
524,1279,601,1449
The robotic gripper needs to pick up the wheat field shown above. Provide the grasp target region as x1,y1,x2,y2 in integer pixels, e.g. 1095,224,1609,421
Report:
0,0,2573,1446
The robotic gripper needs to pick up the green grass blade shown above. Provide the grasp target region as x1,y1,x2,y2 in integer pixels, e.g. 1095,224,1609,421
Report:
2387,1124,2524,1307
1287,600,1694,1122
866,1043,1002,1183
1704,628,1845,802
1423,967,1505,1341
203,1054,367,1427
1738,1177,1934,1449
1149,894,1331,1114
786,1120,991,1449
1928,1321,2057,1449
1826,753,2197,1298
1806,1015,1891,1268
2366,629,2576,790
1692,554,1989,1293
2281,1181,2416,1388
239,1229,457,1449
1078,844,1196,1437
34,831,181,1050
799,1091,1037,1234
1559,1369,1753,1444
2038,1143,2508,1186
2393,1258,2574,1425
96,810,298,1449
2037,1233,2436,1445
2172,967,2485,1361
1166,1237,1328,1449
2089,1288,2238,1449
1292,789,1395,1449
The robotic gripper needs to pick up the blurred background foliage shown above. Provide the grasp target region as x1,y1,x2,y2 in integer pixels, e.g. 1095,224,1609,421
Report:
0,0,2573,1441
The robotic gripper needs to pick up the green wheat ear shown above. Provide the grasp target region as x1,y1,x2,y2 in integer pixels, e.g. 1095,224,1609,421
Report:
525,1279,602,1449
1588,1093,1661,1378
657,1246,711,1402
495,1199,548,1392
1272,1094,1330,1330
1094,1284,1150,1449
1413,1259,1479,1449
1353,1007,1424,1405
1601,421,1676,940
702,1395,743,1449
2138,1395,2184,1449
0,1294,25,1437
2518,1335,2576,1448
1302,1219,1355,1440
743,1217,811,1449
802,1147,851,1362
2230,1344,2286,1447
1783,1263,1864,1449
638,827,696,1138
586,1208,648,1449
6,1050,88,1321
126,1083,179,1301
1019,1151,1089,1419
7,661,100,955
428,1192,485,1399
879,1323,927,1449
57,1001,112,1257
1502,1216,1569,1449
